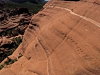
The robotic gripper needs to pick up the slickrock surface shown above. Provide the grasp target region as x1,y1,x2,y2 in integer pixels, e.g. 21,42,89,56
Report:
0,0,100,75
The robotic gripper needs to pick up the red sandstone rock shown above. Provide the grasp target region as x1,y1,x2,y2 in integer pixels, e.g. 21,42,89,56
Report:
0,0,100,75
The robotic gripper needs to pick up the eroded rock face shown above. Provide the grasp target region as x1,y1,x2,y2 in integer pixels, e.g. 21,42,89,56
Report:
0,0,100,75
0,8,31,63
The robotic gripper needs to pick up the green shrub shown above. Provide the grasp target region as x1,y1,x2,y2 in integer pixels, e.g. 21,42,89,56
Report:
0,65,4,70
0,52,23,70
0,37,22,63
11,37,22,49
0,58,17,70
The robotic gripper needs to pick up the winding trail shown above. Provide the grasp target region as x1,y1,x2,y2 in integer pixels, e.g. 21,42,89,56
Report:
49,6,100,28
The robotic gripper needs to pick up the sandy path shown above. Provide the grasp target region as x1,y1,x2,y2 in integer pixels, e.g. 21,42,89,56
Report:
49,6,100,28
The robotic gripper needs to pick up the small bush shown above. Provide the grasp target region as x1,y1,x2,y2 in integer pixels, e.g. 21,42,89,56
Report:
0,65,4,70
0,37,22,62
11,37,22,48
0,58,17,70
0,53,23,70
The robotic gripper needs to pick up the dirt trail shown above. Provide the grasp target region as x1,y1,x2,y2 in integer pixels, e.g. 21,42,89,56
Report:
50,6,100,28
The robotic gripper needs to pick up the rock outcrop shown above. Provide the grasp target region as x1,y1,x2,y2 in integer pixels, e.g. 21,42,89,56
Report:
0,8,31,62
0,0,100,75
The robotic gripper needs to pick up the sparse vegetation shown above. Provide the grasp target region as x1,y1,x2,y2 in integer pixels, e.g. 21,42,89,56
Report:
0,0,45,66
0,64,4,70
11,37,22,49
0,53,23,70
0,58,17,70
0,37,22,62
